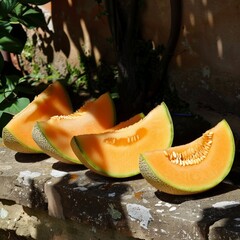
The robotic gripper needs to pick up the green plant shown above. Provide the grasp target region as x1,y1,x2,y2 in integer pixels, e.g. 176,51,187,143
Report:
0,0,50,136
0,0,49,136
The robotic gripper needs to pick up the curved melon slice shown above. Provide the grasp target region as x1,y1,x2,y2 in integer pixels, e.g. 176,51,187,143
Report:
71,102,174,178
32,93,117,164
2,81,72,153
139,120,235,195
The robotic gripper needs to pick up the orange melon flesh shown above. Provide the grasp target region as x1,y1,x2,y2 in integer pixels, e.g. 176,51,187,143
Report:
2,81,72,153
139,120,235,195
72,102,174,178
32,93,117,164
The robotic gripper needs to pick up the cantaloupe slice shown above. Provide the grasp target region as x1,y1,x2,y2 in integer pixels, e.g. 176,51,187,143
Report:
71,102,174,178
32,93,116,164
33,92,144,164
139,120,235,195
2,81,72,153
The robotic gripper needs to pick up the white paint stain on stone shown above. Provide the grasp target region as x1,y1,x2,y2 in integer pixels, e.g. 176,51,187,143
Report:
142,198,149,204
50,170,67,178
74,186,88,191
17,171,41,186
0,165,12,170
126,203,153,229
155,201,162,207
212,201,240,209
0,208,8,219
108,192,116,198
164,203,172,208
160,229,168,234
169,206,177,212
121,194,133,200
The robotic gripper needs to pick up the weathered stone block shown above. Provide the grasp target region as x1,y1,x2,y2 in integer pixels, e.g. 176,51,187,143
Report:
1,144,240,239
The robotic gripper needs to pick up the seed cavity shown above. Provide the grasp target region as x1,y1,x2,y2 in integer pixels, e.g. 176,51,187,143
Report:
164,131,214,166
50,110,85,120
104,128,147,146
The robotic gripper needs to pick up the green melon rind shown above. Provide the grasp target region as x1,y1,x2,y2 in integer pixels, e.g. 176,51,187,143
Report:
161,102,174,148
71,136,140,178
32,122,82,164
32,93,116,165
139,155,199,195
71,112,145,177
1,81,73,154
139,120,235,195
2,127,43,153
72,102,174,178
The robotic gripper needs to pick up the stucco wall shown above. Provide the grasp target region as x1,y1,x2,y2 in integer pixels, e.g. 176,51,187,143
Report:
141,1,240,129
170,1,240,119
37,0,240,134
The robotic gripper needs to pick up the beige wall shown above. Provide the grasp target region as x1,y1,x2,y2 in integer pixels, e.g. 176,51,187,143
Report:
141,0,240,134
38,0,114,70
36,0,240,133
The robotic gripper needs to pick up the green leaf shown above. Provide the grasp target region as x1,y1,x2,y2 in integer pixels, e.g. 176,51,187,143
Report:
0,22,13,33
0,75,20,102
0,31,25,53
0,78,14,101
0,97,30,115
5,75,19,90
12,3,46,28
0,90,13,104
0,93,6,104
0,0,18,19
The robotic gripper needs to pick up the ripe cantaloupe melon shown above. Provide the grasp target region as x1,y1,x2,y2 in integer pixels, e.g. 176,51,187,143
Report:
32,92,144,164
139,120,235,195
2,81,72,153
71,102,173,178
32,93,116,164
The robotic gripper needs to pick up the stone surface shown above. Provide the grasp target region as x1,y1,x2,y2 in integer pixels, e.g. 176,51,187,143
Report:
1,142,240,239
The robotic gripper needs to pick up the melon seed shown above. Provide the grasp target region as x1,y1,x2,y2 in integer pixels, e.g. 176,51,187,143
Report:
104,128,146,146
165,131,214,166
51,111,84,120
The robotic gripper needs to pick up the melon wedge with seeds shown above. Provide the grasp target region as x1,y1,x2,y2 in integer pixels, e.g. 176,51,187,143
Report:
71,102,173,178
139,120,235,195
32,93,115,163
2,81,72,153
32,93,143,164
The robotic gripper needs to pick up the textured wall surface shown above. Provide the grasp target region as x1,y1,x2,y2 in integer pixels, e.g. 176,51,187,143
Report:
34,1,240,135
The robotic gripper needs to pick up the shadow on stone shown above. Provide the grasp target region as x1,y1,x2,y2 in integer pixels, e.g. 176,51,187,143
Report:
155,182,239,204
34,173,135,239
226,170,240,187
15,152,49,163
28,180,47,210
52,161,87,172
0,229,28,240
197,203,240,239
85,170,143,183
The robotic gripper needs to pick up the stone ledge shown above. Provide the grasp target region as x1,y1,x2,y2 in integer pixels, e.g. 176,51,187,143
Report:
1,144,240,240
